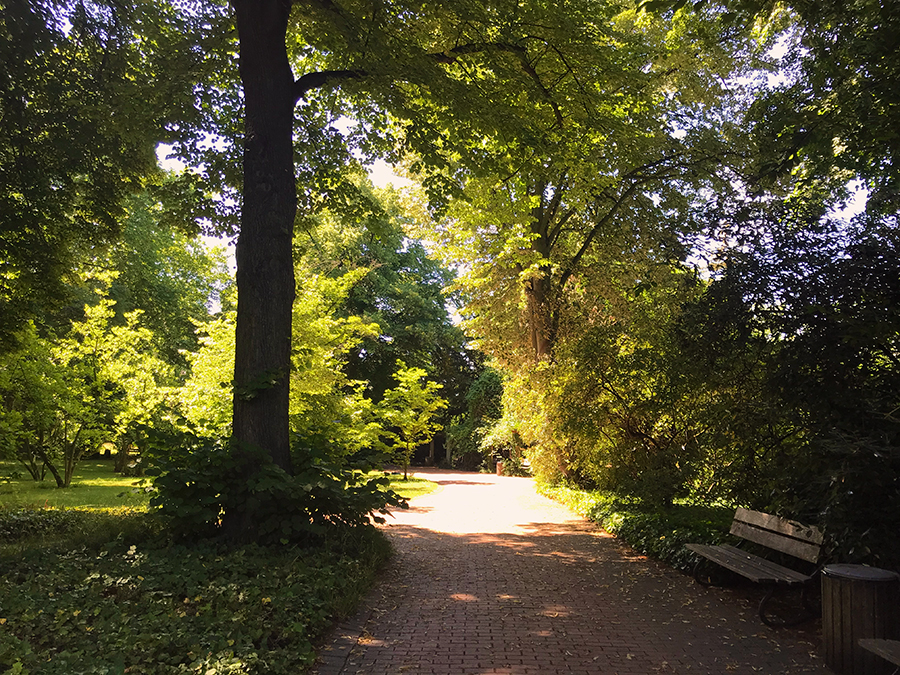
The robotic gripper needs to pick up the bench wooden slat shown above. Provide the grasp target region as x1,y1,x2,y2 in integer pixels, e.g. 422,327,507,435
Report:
734,507,824,545
859,639,900,666
686,543,811,584
730,519,822,563
685,508,823,626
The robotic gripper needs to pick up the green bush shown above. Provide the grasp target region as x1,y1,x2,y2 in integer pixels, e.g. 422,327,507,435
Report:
539,484,732,572
0,508,79,542
145,429,405,545
0,506,158,554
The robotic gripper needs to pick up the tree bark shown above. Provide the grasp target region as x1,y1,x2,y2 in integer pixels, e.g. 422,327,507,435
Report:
526,273,554,361
525,188,557,361
231,0,297,476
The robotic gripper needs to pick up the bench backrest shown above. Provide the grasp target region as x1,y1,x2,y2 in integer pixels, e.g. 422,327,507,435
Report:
730,507,824,563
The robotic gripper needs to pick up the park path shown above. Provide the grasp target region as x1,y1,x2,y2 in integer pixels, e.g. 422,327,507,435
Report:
313,470,830,675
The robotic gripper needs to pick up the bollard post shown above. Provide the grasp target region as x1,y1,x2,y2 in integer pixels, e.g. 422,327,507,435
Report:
822,564,900,675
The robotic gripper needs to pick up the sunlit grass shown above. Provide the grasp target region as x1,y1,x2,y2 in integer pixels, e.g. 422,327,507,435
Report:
0,460,439,512
0,460,150,511
381,473,440,500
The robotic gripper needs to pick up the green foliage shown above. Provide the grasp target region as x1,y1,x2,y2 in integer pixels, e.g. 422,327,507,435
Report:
290,266,384,459
444,416,484,471
539,483,733,572
677,214,900,566
294,177,480,419
0,505,156,557
0,525,391,674
26,275,171,487
550,278,700,505
178,308,236,437
0,508,87,544
380,361,447,479
145,429,406,545
105,193,232,370
0,322,63,479
0,0,228,345
737,0,900,217
445,367,504,471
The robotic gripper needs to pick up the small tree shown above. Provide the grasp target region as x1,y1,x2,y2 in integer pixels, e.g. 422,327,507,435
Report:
381,361,447,480
0,322,62,481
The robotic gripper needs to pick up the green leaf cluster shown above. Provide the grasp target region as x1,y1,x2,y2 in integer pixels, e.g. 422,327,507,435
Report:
0,273,174,487
144,429,406,545
380,361,447,479
0,527,390,674
539,483,733,572
0,0,232,344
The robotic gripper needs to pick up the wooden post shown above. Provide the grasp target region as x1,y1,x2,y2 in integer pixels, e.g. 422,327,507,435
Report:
822,564,900,675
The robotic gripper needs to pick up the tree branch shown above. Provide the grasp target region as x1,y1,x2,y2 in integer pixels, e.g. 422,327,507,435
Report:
557,181,646,291
547,209,575,248
292,39,565,130
293,69,368,103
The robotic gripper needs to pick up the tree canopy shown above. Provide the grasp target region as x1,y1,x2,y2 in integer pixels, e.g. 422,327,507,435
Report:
2,0,899,563
0,0,227,345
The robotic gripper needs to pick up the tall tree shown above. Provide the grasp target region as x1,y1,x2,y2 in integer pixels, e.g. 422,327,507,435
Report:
0,0,225,346
416,3,759,370
105,193,232,372
227,0,662,492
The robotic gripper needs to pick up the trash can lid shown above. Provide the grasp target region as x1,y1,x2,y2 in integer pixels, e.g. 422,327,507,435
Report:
823,564,900,581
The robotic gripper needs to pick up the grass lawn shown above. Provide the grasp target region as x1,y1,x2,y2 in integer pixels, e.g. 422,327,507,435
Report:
0,459,151,511
0,460,438,512
382,473,440,501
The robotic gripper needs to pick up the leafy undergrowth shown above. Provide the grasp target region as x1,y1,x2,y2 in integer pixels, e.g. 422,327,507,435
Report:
538,484,734,572
0,508,390,674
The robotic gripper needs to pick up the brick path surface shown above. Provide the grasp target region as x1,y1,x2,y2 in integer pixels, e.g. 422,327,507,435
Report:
314,470,831,675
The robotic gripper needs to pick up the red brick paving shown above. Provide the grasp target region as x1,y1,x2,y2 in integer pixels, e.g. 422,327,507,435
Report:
314,470,831,674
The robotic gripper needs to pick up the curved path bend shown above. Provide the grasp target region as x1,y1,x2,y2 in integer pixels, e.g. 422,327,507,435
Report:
314,470,830,675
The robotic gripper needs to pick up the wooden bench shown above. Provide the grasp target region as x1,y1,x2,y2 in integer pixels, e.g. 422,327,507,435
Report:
859,639,900,673
685,507,824,626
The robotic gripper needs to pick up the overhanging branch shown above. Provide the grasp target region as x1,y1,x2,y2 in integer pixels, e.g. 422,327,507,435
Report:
293,69,368,103
292,39,563,127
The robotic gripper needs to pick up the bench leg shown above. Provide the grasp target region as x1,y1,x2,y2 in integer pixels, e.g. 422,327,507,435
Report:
758,585,818,628
692,558,733,587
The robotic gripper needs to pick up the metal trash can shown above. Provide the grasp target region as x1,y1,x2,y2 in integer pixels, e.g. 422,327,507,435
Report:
822,564,900,675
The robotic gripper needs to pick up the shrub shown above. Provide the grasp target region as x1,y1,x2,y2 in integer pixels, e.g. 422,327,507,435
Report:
0,506,158,553
539,484,732,572
145,429,406,545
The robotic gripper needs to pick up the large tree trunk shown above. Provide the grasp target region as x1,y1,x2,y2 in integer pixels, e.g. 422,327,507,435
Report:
526,192,557,361
231,0,297,476
525,273,554,360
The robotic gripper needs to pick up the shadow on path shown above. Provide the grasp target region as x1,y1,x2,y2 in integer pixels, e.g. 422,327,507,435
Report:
315,471,829,675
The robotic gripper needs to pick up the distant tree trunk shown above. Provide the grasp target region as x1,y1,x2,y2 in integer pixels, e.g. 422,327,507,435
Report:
35,444,65,488
525,188,559,362
114,437,129,473
525,274,554,361
231,0,296,474
18,444,47,482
